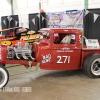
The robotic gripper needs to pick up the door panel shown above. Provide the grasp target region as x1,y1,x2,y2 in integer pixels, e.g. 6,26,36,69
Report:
52,45,81,70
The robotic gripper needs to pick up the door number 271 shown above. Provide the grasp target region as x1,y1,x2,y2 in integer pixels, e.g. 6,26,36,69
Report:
57,56,70,64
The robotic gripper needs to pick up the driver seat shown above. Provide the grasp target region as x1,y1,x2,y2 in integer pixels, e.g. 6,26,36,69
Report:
61,35,71,44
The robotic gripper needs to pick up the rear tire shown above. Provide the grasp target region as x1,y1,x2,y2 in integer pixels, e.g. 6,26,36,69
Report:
0,65,9,88
83,54,100,78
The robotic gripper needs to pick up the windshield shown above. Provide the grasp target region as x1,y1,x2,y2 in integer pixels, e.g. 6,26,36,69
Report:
39,31,50,40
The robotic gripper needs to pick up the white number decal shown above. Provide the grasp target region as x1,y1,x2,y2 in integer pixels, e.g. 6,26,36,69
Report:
57,56,62,63
57,56,70,64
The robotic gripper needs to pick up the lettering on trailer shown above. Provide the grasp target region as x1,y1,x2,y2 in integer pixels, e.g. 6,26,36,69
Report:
57,56,70,64
0,41,11,46
20,34,40,40
42,54,51,64
57,48,73,52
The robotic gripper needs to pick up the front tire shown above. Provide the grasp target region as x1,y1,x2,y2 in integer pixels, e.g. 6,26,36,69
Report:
83,54,100,78
0,65,9,88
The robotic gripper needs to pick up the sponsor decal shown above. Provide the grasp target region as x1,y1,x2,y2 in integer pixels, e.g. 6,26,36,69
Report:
57,48,73,52
42,54,51,63
20,34,40,41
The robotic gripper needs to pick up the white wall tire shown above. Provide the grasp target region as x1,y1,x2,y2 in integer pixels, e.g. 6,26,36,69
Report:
0,65,9,88
83,54,100,78
91,58,100,76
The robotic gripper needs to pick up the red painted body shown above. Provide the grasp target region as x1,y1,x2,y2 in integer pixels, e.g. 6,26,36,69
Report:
0,28,100,70
33,28,100,70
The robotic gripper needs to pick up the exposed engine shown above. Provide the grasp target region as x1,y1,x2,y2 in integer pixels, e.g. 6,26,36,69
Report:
7,42,35,60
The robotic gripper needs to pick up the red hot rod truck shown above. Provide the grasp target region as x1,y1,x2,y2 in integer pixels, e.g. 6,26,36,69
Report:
0,28,100,88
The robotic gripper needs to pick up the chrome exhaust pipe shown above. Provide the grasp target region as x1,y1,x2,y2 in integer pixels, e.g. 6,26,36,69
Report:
29,54,35,60
15,53,20,59
22,53,28,60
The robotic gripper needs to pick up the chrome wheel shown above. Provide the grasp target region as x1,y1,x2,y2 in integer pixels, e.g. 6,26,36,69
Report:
83,54,100,78
91,58,100,76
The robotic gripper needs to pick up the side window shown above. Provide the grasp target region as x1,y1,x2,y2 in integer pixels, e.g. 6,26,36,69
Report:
54,33,75,44
40,32,50,39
